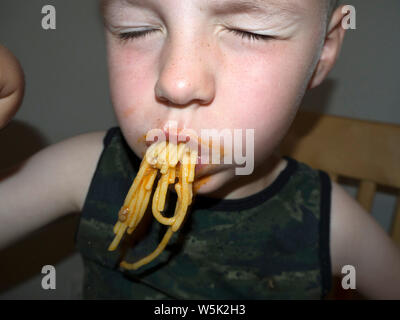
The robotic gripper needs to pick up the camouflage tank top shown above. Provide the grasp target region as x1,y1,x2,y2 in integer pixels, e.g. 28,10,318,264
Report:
74,127,332,300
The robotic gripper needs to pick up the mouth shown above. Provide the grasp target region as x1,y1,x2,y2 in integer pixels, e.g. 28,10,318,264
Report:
145,128,208,160
143,124,229,178
145,128,197,146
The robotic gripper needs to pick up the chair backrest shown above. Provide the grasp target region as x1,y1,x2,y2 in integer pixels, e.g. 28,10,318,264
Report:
280,111,400,246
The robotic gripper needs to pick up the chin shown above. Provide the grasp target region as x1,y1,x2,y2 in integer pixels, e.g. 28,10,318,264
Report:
193,166,234,197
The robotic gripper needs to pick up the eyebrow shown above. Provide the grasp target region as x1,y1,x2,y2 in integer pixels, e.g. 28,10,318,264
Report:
100,0,155,17
208,0,305,18
101,0,305,20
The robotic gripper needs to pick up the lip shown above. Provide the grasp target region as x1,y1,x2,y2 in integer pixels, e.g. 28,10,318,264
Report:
145,128,194,145
143,126,227,172
145,127,204,155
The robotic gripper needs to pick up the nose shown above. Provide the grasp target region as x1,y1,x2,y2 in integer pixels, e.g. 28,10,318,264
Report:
155,38,216,107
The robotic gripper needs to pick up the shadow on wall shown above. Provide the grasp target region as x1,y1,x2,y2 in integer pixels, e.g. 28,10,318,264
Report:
0,121,79,294
0,214,80,294
0,120,48,169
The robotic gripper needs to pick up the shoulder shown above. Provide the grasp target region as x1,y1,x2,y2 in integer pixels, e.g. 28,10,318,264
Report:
55,130,108,211
329,181,364,276
30,130,107,212
329,180,380,276
329,180,400,298
0,130,107,247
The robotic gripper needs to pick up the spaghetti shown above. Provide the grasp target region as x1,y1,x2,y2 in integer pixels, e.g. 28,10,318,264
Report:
108,141,197,270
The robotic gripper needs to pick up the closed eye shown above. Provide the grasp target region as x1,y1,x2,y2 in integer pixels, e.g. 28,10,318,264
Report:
118,29,160,41
117,28,274,43
228,29,274,41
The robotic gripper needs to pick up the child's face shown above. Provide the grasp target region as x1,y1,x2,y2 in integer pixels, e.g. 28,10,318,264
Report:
102,0,328,195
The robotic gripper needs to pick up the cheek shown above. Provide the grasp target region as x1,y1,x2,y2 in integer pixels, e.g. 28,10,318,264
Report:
107,39,164,152
105,43,154,156
219,41,316,160
108,46,152,116
106,34,165,121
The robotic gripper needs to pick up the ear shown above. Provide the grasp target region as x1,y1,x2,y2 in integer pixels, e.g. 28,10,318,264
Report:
308,6,347,89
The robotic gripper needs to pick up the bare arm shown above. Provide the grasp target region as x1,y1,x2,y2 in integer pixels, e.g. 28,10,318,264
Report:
0,45,106,249
0,131,105,249
330,181,400,299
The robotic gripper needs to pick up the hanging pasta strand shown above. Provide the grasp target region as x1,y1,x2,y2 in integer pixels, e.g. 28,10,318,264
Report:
108,140,198,270
120,227,174,270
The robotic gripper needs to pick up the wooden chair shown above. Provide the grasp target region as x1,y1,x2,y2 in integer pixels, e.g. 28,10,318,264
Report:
279,111,400,299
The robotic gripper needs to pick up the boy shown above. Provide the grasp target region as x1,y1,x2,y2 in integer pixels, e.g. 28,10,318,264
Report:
1,0,400,299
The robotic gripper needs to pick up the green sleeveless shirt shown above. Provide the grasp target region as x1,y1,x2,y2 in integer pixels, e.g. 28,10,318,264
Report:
74,127,332,300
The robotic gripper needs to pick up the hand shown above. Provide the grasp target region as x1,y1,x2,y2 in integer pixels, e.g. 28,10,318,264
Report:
0,45,25,129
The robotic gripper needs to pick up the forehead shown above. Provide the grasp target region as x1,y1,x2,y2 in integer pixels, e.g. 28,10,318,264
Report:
101,0,312,16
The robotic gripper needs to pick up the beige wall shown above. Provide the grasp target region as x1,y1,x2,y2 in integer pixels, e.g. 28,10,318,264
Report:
0,0,399,299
